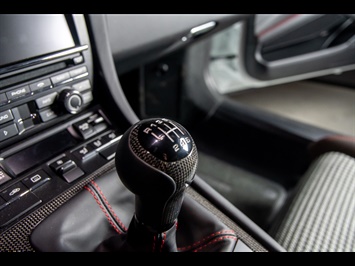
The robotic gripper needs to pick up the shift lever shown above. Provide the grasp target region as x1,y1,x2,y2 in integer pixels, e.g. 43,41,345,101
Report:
115,118,198,251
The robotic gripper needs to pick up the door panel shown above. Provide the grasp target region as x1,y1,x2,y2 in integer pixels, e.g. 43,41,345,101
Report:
240,14,355,83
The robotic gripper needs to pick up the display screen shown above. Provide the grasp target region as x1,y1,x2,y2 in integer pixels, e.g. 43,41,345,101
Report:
0,14,75,67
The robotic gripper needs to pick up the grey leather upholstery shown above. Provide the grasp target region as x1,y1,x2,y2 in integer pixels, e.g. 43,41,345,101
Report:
274,151,355,252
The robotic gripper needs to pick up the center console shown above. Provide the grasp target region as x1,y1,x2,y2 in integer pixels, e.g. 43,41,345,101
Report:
0,14,120,235
0,14,285,252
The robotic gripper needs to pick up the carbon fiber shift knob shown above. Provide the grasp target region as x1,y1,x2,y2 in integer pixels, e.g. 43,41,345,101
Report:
115,118,198,232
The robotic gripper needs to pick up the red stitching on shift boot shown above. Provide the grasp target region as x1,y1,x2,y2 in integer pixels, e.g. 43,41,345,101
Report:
193,235,238,252
85,186,122,234
160,232,166,252
84,186,123,234
90,180,128,231
177,229,236,251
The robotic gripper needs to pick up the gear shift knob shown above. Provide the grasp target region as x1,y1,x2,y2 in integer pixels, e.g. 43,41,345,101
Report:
115,118,198,232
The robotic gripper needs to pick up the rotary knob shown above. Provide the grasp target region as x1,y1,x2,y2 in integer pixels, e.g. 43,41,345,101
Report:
57,88,83,114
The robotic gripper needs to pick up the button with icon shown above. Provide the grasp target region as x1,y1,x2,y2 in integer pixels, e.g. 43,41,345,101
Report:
0,123,18,142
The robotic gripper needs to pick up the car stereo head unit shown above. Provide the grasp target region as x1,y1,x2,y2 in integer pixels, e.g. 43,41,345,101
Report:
0,14,94,150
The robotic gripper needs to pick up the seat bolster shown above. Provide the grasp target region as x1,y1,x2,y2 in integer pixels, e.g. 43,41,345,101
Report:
309,135,355,160
274,152,355,252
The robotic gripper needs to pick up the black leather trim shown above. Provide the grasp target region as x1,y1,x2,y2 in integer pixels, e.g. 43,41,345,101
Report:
191,175,286,252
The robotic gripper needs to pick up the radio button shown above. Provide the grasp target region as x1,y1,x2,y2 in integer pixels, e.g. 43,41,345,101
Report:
35,92,58,109
39,108,58,122
0,110,14,125
51,72,70,85
30,78,52,93
0,124,18,142
6,86,31,101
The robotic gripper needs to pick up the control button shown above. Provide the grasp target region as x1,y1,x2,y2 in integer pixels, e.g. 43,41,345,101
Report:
11,104,31,120
0,182,28,202
62,167,84,183
82,91,93,104
73,120,95,139
69,95,82,109
51,72,71,85
21,170,50,191
72,80,91,92
72,145,96,161
102,131,119,143
93,123,108,134
49,156,72,172
0,93,8,106
73,56,84,65
0,123,18,142
0,192,41,228
69,66,87,78
89,139,106,149
6,85,31,101
39,108,58,122
49,156,84,183
57,160,77,175
0,168,12,186
17,118,35,135
35,92,58,109
0,110,14,125
95,135,111,147
94,116,105,124
30,78,52,92
90,131,121,151
87,113,100,123
99,142,118,161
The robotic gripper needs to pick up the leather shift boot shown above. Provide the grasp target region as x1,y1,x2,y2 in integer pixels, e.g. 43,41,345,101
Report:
30,168,238,252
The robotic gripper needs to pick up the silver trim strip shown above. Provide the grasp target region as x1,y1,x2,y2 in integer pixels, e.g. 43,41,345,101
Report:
190,21,216,37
